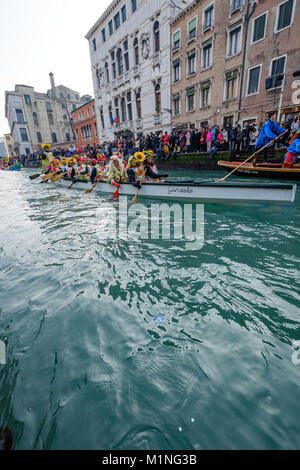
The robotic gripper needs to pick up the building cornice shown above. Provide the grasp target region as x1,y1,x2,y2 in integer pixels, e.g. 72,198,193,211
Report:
170,0,201,27
85,0,122,40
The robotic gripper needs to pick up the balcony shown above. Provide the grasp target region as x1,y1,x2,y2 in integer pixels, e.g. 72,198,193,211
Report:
230,0,244,14
202,22,214,33
133,65,141,77
187,30,197,44
152,53,160,67
154,113,162,125
172,43,180,53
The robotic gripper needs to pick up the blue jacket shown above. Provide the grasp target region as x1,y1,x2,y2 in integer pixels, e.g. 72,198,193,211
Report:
255,120,286,149
287,139,300,155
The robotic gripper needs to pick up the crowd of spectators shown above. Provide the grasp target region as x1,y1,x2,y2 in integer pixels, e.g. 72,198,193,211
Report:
9,114,300,166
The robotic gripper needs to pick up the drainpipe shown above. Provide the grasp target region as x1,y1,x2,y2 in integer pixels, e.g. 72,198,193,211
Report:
237,0,256,124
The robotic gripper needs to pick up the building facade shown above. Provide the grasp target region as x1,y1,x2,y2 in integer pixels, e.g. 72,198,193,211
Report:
242,0,300,126
86,0,191,142
4,134,14,158
72,99,99,148
0,138,7,158
171,0,299,130
171,0,247,131
5,73,91,155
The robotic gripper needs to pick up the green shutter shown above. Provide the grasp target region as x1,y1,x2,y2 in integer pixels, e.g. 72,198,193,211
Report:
187,89,195,97
201,83,210,90
227,73,237,81
253,14,266,42
173,31,180,43
188,18,197,32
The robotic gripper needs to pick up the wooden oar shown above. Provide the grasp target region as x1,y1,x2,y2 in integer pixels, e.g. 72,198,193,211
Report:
131,169,147,204
29,173,43,180
216,129,289,183
41,173,53,182
85,172,108,194
50,173,64,183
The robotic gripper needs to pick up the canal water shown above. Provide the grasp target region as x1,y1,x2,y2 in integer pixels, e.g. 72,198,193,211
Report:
0,170,299,450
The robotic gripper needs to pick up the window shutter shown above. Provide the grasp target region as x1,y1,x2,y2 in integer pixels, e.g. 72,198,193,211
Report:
173,31,180,43
187,89,195,97
188,18,197,32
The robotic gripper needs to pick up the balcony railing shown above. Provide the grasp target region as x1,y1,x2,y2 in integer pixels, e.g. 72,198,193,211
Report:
187,30,197,42
202,21,214,33
230,0,244,14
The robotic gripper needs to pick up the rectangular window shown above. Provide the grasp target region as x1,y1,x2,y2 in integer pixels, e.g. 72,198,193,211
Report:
276,0,293,32
200,83,211,107
94,122,98,136
173,60,180,82
247,66,261,95
269,56,286,88
132,0,137,13
173,30,180,50
16,109,25,122
92,38,96,51
187,90,195,112
202,43,212,69
46,102,52,111
188,18,197,40
20,127,29,142
225,71,238,100
173,96,180,115
127,92,132,121
59,92,64,98
228,26,241,57
252,14,266,43
203,5,214,30
67,93,70,99
73,104,76,110
231,0,244,13
87,108,90,116
24,95,31,105
114,12,120,30
109,20,113,35
102,28,106,42
121,5,126,22
187,51,196,75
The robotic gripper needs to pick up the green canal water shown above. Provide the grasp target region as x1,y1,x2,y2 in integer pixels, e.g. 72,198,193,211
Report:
0,170,299,450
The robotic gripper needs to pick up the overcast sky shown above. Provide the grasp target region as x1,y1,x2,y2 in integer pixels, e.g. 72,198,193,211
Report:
0,0,112,135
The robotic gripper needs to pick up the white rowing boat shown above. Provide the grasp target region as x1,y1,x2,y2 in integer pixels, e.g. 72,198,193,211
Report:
48,177,297,203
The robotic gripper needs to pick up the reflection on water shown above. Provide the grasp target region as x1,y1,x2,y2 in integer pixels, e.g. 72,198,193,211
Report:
0,170,300,450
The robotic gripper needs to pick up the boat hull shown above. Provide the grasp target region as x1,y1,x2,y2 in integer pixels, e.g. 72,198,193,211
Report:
218,160,300,180
48,177,296,204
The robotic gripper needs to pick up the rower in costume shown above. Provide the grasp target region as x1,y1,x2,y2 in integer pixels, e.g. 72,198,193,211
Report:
126,152,145,189
282,131,300,168
255,112,286,150
143,151,168,182
105,155,126,199
41,144,53,173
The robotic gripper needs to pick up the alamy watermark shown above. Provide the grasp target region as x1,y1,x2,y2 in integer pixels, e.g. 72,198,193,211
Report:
291,340,300,365
96,197,205,250
0,340,5,365
292,80,300,105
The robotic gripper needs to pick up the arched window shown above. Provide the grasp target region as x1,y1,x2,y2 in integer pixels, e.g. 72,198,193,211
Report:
48,112,54,125
52,132,57,143
116,48,123,76
37,132,42,143
121,97,127,122
105,62,110,83
66,133,70,142
100,107,105,129
155,84,161,113
33,112,39,125
153,21,160,53
134,37,139,66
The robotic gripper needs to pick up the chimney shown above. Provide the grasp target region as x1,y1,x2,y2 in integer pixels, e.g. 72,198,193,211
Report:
49,72,56,99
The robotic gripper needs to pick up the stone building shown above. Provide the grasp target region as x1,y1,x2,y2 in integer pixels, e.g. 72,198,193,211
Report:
86,0,191,142
170,0,247,130
241,0,300,127
170,0,299,131
4,134,14,158
72,99,99,149
5,73,91,155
